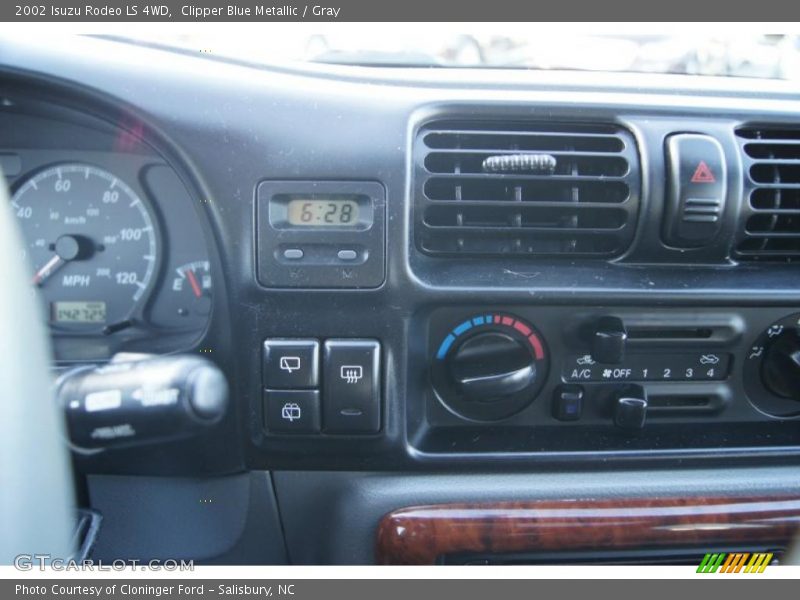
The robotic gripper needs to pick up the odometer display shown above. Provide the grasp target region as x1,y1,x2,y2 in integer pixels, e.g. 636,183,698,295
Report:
11,164,158,330
51,301,107,324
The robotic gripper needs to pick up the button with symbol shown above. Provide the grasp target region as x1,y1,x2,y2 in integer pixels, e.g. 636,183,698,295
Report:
265,389,320,433
323,339,381,433
663,134,727,248
262,339,319,388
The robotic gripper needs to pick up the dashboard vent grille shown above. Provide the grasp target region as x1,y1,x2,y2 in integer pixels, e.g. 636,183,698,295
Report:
414,121,640,257
736,126,800,261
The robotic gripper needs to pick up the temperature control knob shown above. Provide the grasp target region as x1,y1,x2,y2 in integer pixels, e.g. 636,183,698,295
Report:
449,332,537,401
431,313,549,421
761,328,800,401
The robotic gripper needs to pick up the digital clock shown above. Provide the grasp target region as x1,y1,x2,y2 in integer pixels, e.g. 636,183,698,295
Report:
286,198,360,226
259,181,385,288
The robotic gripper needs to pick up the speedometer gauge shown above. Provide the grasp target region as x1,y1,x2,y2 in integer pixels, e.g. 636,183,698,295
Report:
11,164,158,331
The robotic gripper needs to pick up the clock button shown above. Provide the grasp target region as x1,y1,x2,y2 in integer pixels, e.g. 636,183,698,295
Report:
283,248,304,260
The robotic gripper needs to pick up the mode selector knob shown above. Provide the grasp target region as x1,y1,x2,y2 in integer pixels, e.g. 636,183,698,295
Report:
449,332,536,401
761,328,800,401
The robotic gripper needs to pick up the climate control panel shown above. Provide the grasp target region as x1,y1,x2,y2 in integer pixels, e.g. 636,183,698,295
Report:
421,306,800,452
250,307,800,462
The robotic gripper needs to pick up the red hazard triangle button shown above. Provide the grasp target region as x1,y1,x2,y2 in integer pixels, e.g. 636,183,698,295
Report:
690,161,716,183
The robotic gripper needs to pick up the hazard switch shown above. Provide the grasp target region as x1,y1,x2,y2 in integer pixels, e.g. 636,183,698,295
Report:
663,134,727,248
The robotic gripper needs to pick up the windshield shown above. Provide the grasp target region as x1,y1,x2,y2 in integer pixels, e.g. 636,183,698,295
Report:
118,30,800,79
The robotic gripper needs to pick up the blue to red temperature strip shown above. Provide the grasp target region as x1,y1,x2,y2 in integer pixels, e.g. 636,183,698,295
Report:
435,314,545,361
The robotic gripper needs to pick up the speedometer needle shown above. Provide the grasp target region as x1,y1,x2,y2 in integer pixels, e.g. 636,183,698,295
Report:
31,255,65,286
186,268,203,298
31,235,90,286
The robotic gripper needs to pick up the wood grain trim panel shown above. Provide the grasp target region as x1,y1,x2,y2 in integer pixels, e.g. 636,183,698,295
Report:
375,496,800,565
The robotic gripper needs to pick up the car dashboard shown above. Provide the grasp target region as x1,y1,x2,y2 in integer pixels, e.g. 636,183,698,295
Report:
2,34,800,565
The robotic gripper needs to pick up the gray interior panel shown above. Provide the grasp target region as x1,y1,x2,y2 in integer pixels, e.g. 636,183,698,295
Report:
89,472,286,564
273,468,800,564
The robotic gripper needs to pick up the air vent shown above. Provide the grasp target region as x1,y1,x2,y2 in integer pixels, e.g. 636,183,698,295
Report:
736,126,800,261
414,121,640,257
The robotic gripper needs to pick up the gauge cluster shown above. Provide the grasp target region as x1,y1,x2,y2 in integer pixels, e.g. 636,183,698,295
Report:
1,103,215,361
14,163,159,332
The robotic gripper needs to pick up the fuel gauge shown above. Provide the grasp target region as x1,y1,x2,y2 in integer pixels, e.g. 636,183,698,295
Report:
148,259,212,330
172,260,212,318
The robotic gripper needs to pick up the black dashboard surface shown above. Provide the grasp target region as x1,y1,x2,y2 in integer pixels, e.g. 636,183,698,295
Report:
3,35,800,477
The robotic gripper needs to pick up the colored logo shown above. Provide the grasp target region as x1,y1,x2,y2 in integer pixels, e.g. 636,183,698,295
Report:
697,552,774,573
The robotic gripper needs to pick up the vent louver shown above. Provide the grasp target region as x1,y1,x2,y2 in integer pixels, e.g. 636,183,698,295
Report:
414,121,640,257
736,126,800,261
